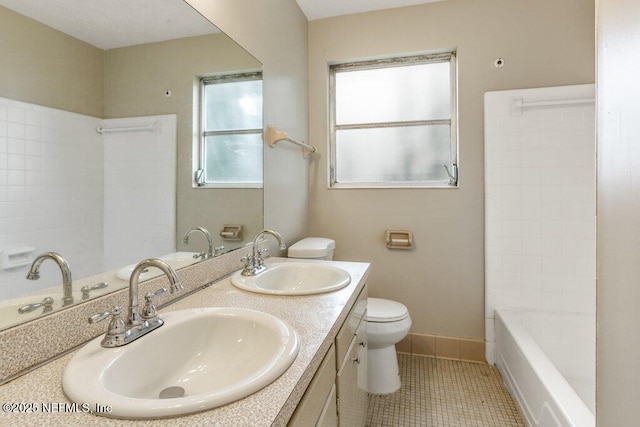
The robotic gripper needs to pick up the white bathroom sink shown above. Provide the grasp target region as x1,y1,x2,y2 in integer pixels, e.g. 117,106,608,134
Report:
231,262,351,295
115,252,200,281
62,307,299,419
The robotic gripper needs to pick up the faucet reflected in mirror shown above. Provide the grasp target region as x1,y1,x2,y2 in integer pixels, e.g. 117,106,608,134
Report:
26,252,73,307
182,227,214,260
0,0,264,332
81,282,109,300
18,297,54,315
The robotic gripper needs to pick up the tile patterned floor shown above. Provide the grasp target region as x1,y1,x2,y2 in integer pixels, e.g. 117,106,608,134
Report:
366,354,524,426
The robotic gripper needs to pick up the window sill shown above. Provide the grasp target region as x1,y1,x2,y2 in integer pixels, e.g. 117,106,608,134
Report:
329,182,458,189
192,183,263,189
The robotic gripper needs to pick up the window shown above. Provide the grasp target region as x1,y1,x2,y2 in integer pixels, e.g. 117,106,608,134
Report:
194,72,263,188
329,53,458,188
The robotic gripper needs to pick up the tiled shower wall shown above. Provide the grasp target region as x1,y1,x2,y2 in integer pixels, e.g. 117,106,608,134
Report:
484,84,596,363
0,97,104,298
0,97,177,299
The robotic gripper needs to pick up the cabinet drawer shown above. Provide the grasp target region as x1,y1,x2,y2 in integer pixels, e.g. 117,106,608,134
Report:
289,344,336,426
336,284,367,366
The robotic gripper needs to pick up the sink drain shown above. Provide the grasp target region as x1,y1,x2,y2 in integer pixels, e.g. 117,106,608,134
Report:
159,386,185,399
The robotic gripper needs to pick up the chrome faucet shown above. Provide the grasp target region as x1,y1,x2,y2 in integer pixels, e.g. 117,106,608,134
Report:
241,229,287,276
127,258,183,327
89,258,183,348
182,227,214,260
26,252,73,306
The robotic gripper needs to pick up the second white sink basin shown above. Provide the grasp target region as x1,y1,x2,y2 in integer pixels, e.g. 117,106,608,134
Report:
63,307,299,419
115,252,200,281
231,262,351,295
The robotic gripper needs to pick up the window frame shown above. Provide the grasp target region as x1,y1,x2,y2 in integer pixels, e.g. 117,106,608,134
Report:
194,71,263,189
329,52,458,189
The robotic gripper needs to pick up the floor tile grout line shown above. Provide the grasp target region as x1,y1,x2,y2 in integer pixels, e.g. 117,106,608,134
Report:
366,353,524,427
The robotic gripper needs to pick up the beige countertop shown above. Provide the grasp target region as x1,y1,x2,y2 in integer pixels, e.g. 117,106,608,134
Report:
0,257,370,427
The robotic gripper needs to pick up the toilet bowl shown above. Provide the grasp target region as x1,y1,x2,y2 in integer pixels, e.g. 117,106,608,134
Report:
288,238,411,394
366,298,412,395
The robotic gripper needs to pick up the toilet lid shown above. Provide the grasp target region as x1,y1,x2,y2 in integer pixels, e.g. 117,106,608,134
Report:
288,237,335,258
366,298,409,322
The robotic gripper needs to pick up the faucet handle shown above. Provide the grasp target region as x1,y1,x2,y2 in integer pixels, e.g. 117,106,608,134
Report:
18,297,54,314
257,248,269,266
81,282,108,300
89,306,126,347
142,288,167,319
89,306,125,336
89,306,121,324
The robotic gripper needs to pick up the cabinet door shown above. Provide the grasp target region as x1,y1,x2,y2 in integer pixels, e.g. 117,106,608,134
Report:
317,385,338,427
289,345,337,426
336,286,368,364
336,323,368,426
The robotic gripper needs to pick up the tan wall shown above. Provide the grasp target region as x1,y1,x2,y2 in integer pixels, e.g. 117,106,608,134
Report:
103,34,263,250
0,5,103,117
596,0,640,423
308,0,595,339
187,0,310,250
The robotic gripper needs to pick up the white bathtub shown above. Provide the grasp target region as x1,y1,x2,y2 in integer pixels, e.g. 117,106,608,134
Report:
494,309,594,427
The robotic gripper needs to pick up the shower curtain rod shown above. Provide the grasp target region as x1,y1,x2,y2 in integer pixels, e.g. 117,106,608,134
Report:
96,123,158,134
510,97,594,116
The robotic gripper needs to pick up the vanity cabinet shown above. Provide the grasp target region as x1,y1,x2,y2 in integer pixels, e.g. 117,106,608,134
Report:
335,285,368,427
289,284,368,427
289,344,337,426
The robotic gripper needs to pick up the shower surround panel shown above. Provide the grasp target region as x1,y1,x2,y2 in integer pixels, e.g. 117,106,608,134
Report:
483,84,596,363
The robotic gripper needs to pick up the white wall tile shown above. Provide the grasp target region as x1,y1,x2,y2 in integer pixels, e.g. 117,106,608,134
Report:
7,107,24,124
484,85,596,361
0,97,104,298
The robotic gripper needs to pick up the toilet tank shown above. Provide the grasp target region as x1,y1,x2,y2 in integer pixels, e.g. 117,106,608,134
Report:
288,238,335,260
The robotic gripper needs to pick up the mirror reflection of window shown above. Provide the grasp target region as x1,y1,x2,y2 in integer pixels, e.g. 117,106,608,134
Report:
195,72,263,188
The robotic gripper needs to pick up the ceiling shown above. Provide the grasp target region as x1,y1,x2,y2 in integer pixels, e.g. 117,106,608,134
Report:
0,0,219,50
295,0,444,21
0,0,444,49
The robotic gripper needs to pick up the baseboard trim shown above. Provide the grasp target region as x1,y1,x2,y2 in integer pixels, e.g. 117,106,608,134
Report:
396,333,486,364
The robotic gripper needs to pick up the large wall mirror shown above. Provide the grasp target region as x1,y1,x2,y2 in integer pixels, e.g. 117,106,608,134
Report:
0,0,263,331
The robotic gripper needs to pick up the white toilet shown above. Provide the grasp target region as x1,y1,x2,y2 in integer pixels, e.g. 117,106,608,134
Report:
287,237,335,260
288,237,412,395
366,298,412,394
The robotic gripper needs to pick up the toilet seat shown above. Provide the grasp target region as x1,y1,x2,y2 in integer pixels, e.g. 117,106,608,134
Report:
366,298,409,322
